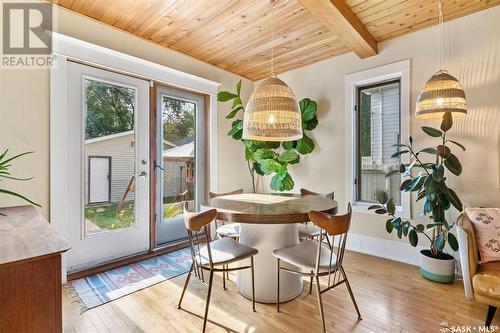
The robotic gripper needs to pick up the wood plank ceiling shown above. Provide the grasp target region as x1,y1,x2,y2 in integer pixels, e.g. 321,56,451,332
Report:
50,0,500,80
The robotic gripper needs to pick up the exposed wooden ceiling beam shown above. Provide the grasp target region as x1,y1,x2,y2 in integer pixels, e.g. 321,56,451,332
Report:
297,0,378,58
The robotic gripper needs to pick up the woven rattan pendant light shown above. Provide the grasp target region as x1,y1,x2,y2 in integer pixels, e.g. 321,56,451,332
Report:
415,1,466,119
242,2,302,142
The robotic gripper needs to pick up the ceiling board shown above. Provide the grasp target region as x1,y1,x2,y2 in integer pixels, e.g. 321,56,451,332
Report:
49,0,500,80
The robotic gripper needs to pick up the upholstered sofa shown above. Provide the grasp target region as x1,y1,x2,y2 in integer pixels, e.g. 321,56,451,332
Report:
457,211,500,326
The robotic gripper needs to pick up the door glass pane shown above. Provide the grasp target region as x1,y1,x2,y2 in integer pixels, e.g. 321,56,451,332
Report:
358,81,401,204
158,95,196,245
83,78,137,236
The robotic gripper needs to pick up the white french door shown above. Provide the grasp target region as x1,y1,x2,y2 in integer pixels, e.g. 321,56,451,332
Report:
66,62,150,272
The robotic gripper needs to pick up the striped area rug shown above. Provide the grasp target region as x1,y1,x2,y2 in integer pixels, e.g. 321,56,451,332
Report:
67,248,192,312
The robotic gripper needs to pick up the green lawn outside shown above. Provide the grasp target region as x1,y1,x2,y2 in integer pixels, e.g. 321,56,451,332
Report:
85,201,183,231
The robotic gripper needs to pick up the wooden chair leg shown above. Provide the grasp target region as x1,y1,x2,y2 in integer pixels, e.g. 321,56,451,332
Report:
177,263,194,309
315,276,326,333
276,259,280,312
342,267,362,320
486,305,497,327
251,257,256,312
202,270,215,333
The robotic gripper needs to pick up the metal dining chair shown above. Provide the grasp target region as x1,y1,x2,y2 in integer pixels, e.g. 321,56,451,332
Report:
272,204,361,333
208,189,243,289
177,202,258,333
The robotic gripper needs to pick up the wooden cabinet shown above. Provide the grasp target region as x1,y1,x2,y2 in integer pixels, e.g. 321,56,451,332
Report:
0,206,70,333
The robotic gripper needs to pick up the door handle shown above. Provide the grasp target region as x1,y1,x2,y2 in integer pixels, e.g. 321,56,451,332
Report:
139,171,147,178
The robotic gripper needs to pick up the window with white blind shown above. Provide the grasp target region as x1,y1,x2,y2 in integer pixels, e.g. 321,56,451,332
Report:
356,80,401,204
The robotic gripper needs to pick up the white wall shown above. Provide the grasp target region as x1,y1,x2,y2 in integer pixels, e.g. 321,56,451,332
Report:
275,6,500,246
0,6,254,218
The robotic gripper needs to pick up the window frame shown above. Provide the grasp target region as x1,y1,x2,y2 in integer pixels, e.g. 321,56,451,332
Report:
355,79,401,203
344,60,411,219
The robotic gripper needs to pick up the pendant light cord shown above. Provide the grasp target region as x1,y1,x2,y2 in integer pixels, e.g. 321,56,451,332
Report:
270,0,289,77
271,4,274,76
438,0,444,71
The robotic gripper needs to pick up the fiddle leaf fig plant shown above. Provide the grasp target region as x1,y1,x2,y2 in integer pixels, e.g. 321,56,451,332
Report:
367,112,464,258
0,149,40,215
218,80,319,192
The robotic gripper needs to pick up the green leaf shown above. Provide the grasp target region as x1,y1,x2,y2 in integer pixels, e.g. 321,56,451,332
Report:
416,190,427,201
264,141,281,149
295,133,314,155
236,80,242,95
422,126,443,137
391,150,409,158
447,188,463,211
227,119,243,140
375,208,388,215
397,227,403,239
387,198,396,215
244,148,253,161
432,205,444,222
368,204,382,210
378,191,389,204
304,116,318,131
386,219,393,233
434,233,446,250
0,189,40,207
448,233,459,251
225,105,243,119
258,159,283,175
447,140,466,151
299,98,317,122
392,143,407,148
391,217,402,229
444,154,462,176
0,151,33,166
253,148,277,161
385,169,400,178
282,141,295,150
409,229,418,247
418,147,438,155
432,164,445,182
232,96,242,109
438,192,451,210
217,91,238,102
278,150,299,164
423,199,434,214
437,145,451,159
400,178,412,191
253,162,264,175
415,224,425,232
440,112,453,132
407,175,425,192
270,168,294,191
402,222,410,236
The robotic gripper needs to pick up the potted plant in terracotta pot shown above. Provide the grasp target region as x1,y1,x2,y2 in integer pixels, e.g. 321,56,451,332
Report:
367,112,464,283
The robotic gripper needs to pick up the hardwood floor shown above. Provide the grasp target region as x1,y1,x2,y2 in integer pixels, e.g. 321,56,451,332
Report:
63,251,499,332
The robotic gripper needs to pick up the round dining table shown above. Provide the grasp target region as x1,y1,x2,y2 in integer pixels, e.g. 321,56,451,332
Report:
203,192,337,303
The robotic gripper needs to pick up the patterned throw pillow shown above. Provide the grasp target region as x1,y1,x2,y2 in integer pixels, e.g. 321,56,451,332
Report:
465,208,500,263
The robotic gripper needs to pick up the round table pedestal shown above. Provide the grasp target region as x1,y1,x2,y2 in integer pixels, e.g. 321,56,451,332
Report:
237,223,302,303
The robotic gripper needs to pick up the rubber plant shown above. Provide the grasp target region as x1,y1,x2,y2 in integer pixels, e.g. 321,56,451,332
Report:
0,149,40,215
218,80,319,192
367,112,464,258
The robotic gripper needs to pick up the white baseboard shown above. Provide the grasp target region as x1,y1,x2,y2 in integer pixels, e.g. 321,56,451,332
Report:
346,233,425,266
